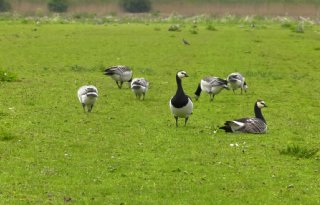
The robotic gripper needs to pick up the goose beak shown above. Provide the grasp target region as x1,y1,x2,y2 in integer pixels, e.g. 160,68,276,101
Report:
264,104,268,107
185,73,189,77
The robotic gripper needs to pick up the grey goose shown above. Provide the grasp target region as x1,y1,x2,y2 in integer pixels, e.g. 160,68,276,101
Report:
104,65,133,89
77,85,98,112
219,99,268,134
169,71,193,127
194,76,229,101
131,78,149,100
227,72,248,94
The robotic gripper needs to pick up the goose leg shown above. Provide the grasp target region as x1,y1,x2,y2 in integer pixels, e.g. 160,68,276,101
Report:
142,93,145,100
116,81,121,89
88,104,94,112
210,94,215,102
82,104,86,112
232,89,235,94
175,116,178,127
184,117,189,126
119,81,124,89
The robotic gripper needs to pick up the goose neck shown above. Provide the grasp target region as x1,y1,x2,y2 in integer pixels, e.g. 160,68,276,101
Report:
254,104,266,123
194,83,202,96
176,75,184,92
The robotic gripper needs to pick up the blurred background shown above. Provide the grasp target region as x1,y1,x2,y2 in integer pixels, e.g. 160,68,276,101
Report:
1,0,320,17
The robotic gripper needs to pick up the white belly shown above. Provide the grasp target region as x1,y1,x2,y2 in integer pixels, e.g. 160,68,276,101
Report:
111,71,132,82
81,96,97,106
132,87,147,95
229,80,242,89
169,98,193,118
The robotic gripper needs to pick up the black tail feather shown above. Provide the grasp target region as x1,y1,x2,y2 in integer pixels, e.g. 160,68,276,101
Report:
219,123,232,132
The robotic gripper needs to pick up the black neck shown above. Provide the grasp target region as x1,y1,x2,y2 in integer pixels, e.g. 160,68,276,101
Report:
194,83,202,96
176,75,184,95
254,103,266,123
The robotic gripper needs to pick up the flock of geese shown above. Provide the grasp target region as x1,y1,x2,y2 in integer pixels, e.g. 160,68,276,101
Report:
77,65,268,134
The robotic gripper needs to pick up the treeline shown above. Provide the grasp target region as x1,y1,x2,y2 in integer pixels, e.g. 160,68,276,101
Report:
1,0,319,13
6,0,320,4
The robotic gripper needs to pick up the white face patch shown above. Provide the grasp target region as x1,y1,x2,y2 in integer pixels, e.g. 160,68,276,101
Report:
177,71,187,78
257,101,266,108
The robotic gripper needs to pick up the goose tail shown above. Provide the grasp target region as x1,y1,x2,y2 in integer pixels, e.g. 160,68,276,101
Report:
219,121,233,132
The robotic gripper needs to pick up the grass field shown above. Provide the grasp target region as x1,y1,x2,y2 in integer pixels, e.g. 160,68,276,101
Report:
0,17,320,204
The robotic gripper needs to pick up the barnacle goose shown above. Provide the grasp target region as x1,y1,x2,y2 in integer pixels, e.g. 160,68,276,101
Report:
227,72,248,94
131,78,149,100
194,76,229,101
104,65,133,89
219,99,268,134
77,85,98,112
169,71,193,127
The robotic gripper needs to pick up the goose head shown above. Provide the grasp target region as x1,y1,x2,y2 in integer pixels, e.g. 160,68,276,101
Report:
256,99,267,109
243,81,248,91
177,71,189,79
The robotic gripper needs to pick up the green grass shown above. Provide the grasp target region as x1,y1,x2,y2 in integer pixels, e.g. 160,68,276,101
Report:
0,18,320,204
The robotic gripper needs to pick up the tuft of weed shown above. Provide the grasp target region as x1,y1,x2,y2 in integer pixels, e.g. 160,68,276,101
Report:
70,64,87,72
189,29,198,34
206,24,217,31
280,144,319,159
0,69,18,82
168,24,181,32
0,130,15,141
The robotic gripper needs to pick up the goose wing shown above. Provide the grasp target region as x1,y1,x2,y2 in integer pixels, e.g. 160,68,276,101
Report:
241,118,267,133
227,117,266,133
131,78,149,89
104,65,131,75
203,77,228,87
227,73,244,82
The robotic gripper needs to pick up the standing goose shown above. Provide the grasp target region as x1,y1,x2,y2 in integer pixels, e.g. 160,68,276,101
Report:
169,71,193,127
219,99,268,134
194,76,229,101
77,85,99,112
131,78,149,100
227,72,248,94
104,65,133,89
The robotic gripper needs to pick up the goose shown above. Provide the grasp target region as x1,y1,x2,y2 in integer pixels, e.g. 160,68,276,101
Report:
77,85,98,112
169,71,193,127
227,72,248,94
194,76,229,101
104,65,133,89
219,99,268,134
131,78,149,100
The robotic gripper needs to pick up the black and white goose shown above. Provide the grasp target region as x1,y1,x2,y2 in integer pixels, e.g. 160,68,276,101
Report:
77,85,98,112
104,65,133,89
131,78,149,100
169,71,193,127
227,72,248,94
194,76,229,101
219,99,268,134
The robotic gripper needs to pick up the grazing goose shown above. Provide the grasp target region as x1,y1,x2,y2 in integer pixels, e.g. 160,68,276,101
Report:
77,85,98,112
104,65,133,89
219,99,268,134
131,78,149,100
227,72,248,94
194,76,229,101
169,71,193,127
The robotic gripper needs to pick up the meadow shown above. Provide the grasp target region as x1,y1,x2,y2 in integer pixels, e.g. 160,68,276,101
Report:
0,16,320,204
